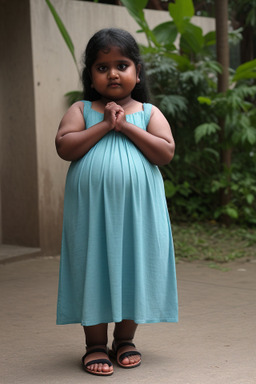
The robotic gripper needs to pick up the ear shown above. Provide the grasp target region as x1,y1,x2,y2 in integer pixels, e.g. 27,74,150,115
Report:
136,64,141,83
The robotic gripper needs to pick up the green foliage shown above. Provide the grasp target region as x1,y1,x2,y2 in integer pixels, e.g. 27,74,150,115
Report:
46,0,256,225
195,123,221,143
128,0,256,225
65,91,84,105
232,59,256,81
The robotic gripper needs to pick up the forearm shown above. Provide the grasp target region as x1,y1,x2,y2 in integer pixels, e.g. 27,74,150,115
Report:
121,122,175,165
56,121,110,161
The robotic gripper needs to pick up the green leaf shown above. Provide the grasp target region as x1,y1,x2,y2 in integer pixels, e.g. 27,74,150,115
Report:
158,95,188,117
164,180,176,198
121,0,148,11
164,52,192,71
246,194,254,205
204,31,216,46
45,0,78,68
243,126,256,145
195,123,221,143
65,90,84,105
233,72,256,81
168,0,194,33
120,0,155,45
152,21,178,46
225,207,239,219
197,96,212,105
232,59,256,81
180,23,204,54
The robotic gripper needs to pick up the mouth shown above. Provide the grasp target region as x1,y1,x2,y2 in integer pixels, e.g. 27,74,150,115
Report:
108,83,120,88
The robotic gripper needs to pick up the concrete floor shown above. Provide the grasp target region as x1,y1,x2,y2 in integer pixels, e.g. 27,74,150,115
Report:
1,254,256,384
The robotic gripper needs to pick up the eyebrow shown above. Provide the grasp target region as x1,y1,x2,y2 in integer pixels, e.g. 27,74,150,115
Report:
95,59,131,66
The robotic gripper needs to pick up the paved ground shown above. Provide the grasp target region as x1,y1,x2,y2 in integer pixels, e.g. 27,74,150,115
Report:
1,254,255,384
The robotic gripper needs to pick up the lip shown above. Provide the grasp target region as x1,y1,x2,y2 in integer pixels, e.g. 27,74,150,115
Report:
108,83,120,88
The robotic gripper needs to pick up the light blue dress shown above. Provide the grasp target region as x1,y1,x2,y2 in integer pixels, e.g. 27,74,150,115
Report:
57,101,178,326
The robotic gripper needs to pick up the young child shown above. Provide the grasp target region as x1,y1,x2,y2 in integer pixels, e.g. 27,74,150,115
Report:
56,28,178,376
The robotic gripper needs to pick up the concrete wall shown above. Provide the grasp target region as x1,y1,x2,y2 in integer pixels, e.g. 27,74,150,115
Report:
0,0,39,247
0,0,215,254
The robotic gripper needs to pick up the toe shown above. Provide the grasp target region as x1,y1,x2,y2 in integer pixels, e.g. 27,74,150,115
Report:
102,363,113,373
121,356,130,365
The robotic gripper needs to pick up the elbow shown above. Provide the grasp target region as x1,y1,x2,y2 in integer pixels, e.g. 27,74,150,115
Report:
55,138,72,161
55,138,83,162
166,146,175,164
156,144,175,166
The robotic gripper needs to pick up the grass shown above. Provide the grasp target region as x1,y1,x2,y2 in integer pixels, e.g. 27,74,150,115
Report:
172,222,256,264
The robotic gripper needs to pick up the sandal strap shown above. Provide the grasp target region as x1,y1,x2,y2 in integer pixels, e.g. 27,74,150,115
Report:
114,342,141,361
114,341,136,353
82,348,113,368
84,358,113,368
119,349,141,362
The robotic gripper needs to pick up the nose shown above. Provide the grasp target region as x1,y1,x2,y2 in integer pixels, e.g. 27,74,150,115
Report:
108,68,118,79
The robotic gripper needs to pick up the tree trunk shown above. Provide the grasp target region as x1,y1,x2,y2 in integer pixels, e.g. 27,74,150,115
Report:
240,25,254,63
215,0,232,225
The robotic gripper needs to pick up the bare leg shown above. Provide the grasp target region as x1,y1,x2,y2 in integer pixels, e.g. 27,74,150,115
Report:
114,319,138,341
84,323,108,347
83,324,113,375
113,320,141,367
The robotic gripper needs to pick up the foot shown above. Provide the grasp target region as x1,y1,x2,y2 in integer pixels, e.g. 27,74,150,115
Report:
82,345,114,376
112,340,141,368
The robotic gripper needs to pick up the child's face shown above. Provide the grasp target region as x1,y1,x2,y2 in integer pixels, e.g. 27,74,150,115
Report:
90,46,140,102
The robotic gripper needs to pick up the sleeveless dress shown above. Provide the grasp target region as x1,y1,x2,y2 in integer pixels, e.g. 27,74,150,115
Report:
57,101,178,326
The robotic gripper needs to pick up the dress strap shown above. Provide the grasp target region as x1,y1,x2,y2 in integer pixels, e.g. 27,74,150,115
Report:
81,100,92,121
143,103,153,129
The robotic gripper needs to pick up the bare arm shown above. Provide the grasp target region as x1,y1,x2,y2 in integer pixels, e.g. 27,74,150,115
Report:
55,101,121,161
115,105,175,166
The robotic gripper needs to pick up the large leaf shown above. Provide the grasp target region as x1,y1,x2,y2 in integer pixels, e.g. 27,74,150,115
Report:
120,0,152,41
204,31,216,47
121,0,148,11
152,21,178,47
168,0,194,33
232,59,256,81
45,0,78,69
180,23,204,54
164,52,193,71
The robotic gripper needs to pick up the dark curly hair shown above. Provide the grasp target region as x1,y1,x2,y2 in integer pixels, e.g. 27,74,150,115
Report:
81,28,149,102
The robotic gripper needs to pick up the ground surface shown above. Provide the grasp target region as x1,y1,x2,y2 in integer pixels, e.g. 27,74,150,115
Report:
1,255,256,384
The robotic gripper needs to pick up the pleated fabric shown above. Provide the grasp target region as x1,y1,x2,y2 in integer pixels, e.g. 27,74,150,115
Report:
57,101,178,326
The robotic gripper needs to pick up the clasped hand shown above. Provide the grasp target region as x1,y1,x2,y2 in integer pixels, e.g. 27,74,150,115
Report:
104,102,126,132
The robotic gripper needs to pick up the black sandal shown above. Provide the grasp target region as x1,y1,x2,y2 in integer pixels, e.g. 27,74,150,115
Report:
82,347,114,376
110,341,141,369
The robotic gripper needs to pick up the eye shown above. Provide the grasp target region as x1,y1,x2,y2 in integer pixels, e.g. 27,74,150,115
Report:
97,66,107,72
117,63,128,71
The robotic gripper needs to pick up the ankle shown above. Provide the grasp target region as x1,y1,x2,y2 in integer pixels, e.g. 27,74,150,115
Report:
112,339,133,349
86,344,107,352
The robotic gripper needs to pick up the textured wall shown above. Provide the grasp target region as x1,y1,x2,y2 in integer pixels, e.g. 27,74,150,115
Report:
0,0,39,247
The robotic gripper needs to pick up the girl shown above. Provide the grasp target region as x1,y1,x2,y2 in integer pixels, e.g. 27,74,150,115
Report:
56,28,178,377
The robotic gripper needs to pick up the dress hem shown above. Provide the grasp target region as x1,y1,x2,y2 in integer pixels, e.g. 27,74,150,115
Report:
56,316,178,326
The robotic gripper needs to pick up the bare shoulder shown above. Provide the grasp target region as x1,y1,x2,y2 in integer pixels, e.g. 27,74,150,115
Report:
148,104,171,130
65,100,84,117
57,101,85,135
150,105,167,119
